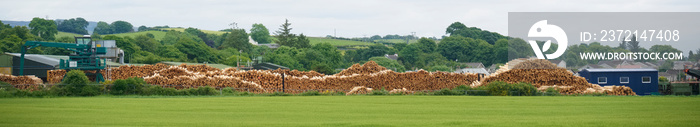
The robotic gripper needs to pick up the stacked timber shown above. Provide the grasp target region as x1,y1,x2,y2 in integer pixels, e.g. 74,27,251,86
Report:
0,73,44,91
335,61,387,76
480,58,636,95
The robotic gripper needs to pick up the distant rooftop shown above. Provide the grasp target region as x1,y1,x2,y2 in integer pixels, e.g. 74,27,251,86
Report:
384,54,398,60
454,68,490,75
582,68,657,72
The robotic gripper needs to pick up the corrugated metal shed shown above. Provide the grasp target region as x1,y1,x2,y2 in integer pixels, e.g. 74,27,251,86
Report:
6,53,124,67
1,53,59,81
584,68,657,72
1,53,135,81
579,68,658,95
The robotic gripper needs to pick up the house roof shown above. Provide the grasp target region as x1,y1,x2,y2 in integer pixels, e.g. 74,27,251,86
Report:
643,62,658,67
658,72,673,77
6,53,124,67
487,64,498,70
549,60,563,64
582,68,658,72
258,44,280,49
454,68,490,75
578,64,605,70
6,53,60,66
598,60,625,67
586,64,603,68
464,62,484,68
616,65,642,69
384,54,398,60
665,69,683,75
673,61,694,70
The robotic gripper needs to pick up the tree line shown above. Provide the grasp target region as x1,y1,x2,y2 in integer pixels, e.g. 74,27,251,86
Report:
3,17,694,75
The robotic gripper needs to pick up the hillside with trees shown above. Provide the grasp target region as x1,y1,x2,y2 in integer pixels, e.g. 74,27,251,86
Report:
1,18,693,74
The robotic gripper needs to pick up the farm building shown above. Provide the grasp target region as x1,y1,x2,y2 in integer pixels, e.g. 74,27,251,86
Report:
0,53,125,82
578,69,658,95
454,68,490,75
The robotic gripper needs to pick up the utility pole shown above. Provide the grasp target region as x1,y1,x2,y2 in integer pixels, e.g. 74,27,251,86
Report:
363,34,367,42
334,29,336,38
411,32,416,40
238,50,242,67
229,21,238,29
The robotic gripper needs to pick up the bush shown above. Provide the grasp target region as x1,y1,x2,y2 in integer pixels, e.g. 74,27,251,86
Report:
237,91,252,96
0,89,12,98
80,85,102,96
659,76,669,83
174,86,219,96
267,91,289,96
61,70,93,96
111,77,147,95
62,70,90,85
195,86,218,95
370,88,389,95
299,90,320,96
483,81,538,96
433,88,461,95
47,85,68,96
138,85,162,96
220,87,237,95
0,81,15,91
413,91,428,95
320,90,344,96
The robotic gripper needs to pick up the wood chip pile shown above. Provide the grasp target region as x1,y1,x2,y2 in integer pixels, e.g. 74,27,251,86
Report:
478,58,636,95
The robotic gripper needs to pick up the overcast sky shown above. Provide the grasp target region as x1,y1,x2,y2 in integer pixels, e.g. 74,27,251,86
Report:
1,0,699,38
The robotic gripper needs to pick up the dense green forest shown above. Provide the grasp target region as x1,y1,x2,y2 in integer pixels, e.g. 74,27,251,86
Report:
1,17,697,74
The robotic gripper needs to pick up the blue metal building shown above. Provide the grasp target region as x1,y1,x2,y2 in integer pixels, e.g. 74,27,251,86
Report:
578,69,658,95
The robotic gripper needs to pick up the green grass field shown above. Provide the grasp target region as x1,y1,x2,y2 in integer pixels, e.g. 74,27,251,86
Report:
106,31,167,40
0,96,698,126
375,39,417,44
309,37,375,46
55,31,82,38
161,28,228,35
265,36,374,47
